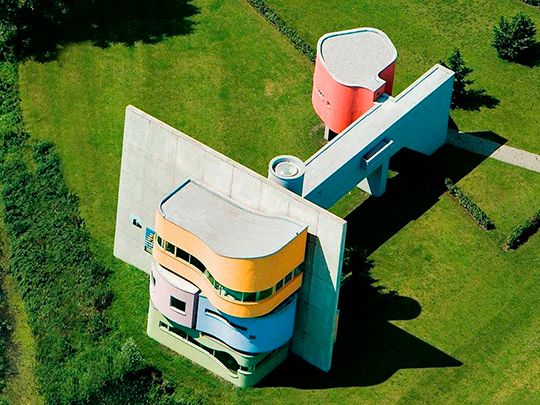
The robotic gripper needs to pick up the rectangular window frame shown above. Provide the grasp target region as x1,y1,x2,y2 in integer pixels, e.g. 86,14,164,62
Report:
169,296,187,314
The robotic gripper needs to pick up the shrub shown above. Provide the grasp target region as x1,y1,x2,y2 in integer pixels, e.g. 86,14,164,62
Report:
445,178,495,231
245,0,316,62
504,210,540,250
492,13,537,61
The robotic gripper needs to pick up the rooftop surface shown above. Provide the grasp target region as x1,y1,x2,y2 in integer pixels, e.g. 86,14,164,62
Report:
318,27,397,90
159,179,307,259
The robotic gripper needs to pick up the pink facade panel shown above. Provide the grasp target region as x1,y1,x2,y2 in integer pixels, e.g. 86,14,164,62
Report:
150,260,200,329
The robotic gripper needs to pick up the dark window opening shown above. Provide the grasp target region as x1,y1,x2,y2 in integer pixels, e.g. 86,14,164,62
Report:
243,292,257,302
284,272,292,285
190,256,206,271
175,247,190,262
170,296,186,313
165,241,176,254
258,287,273,301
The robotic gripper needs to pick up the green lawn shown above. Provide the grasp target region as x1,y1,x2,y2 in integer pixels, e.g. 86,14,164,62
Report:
17,0,540,403
265,0,540,154
0,274,43,405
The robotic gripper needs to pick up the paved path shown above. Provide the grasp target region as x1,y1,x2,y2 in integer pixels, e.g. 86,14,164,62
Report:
447,131,540,173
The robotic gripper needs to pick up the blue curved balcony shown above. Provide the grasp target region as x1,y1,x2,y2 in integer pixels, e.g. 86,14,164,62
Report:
195,294,297,354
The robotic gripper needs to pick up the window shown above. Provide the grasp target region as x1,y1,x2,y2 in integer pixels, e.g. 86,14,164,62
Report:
131,215,142,229
151,272,156,286
165,241,176,254
242,292,257,302
284,272,292,285
257,287,273,301
175,247,190,262
170,296,186,313
223,287,243,301
275,279,284,292
293,267,302,277
189,256,206,271
157,235,163,248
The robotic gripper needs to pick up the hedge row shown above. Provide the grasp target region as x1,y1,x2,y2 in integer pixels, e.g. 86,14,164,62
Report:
504,210,540,250
0,62,194,404
245,0,316,62
445,178,495,231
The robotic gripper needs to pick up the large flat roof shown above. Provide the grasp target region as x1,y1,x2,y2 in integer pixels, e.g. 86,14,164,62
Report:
159,179,307,259
318,27,397,90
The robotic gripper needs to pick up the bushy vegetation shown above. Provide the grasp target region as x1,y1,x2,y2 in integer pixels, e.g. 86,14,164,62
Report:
0,62,192,404
444,178,495,231
504,210,540,250
492,12,537,61
246,0,316,62
0,0,198,62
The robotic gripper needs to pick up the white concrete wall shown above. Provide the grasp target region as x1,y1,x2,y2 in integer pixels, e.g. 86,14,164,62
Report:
114,106,346,372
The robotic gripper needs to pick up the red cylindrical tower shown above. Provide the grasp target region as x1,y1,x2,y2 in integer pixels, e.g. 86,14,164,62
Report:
312,28,397,134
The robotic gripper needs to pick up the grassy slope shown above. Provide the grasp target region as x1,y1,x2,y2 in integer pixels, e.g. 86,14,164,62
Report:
17,0,540,403
266,0,540,154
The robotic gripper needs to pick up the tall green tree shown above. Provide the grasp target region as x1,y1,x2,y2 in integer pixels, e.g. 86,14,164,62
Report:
492,13,537,61
440,49,474,109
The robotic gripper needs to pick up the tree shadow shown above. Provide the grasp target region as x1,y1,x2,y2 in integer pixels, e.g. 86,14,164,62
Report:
15,0,199,61
512,42,540,68
261,249,461,388
457,88,500,111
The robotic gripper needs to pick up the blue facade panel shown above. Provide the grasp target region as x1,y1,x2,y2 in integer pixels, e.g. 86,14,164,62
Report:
195,294,297,353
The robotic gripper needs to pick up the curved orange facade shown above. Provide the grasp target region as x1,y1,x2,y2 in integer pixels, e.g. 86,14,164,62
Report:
153,248,303,318
154,212,307,292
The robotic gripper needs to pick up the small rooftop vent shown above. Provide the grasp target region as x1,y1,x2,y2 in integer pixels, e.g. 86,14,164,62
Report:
268,155,305,195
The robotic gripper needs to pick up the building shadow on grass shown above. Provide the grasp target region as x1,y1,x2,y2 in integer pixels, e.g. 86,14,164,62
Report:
15,0,199,61
345,145,489,256
261,248,462,389
261,144,490,388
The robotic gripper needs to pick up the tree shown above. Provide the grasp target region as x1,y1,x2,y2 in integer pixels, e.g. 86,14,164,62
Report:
0,0,20,61
492,13,537,61
440,49,474,109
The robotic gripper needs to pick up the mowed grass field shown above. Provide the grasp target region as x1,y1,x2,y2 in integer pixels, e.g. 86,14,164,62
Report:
266,0,540,153
17,0,540,403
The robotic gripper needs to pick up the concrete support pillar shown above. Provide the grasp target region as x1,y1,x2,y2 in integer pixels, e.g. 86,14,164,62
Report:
324,126,338,141
357,159,389,197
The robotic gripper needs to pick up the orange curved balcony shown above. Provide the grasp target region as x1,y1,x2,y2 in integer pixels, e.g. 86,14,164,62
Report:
152,250,303,318
155,179,308,292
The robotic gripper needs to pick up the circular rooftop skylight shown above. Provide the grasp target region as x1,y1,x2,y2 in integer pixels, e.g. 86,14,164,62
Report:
275,161,299,178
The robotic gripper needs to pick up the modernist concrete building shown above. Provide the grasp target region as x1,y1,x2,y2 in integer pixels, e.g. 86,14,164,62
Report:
114,27,454,387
